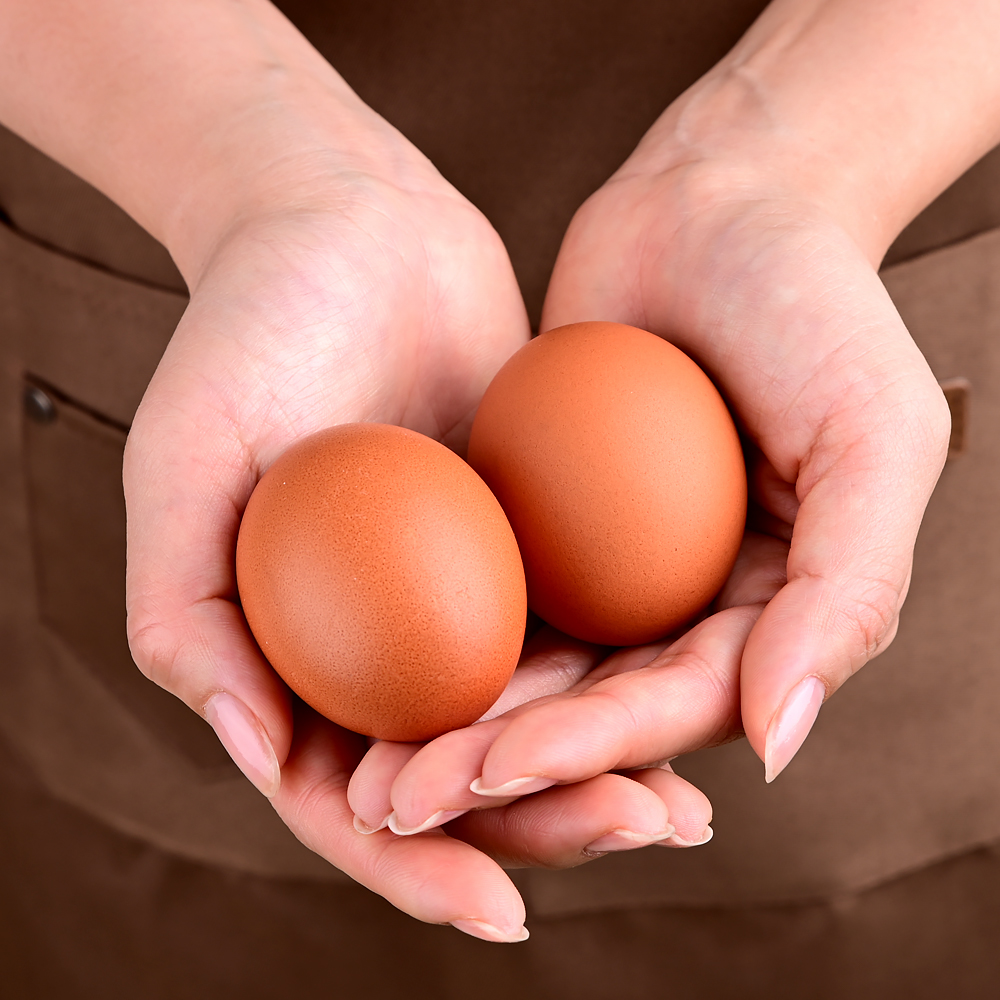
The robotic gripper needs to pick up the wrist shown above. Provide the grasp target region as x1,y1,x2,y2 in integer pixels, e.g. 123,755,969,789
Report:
618,73,899,266
615,0,1000,266
0,0,443,288
156,85,437,288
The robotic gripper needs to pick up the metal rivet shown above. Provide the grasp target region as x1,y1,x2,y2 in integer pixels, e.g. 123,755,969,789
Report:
939,377,970,459
24,385,56,424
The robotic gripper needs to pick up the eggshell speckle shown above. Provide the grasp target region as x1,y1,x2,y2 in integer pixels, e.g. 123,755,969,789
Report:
468,322,746,645
236,423,526,742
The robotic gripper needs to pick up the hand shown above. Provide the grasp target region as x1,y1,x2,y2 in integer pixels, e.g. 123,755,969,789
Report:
2,0,658,944
357,170,948,844
537,145,950,780
121,131,549,939
357,48,959,836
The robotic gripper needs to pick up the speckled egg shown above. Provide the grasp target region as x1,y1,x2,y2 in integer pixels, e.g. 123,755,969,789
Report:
467,322,746,645
236,423,526,742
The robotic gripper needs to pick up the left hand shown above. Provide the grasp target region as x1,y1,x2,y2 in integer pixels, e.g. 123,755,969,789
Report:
352,90,953,835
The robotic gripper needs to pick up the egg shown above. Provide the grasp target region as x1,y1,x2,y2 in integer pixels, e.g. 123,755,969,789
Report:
467,322,746,646
236,423,526,742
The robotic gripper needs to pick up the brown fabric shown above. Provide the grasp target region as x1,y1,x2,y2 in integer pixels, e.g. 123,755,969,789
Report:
0,220,337,880
884,144,1000,266
0,128,185,294
1,0,1000,919
22,379,227,769
3,726,1000,1000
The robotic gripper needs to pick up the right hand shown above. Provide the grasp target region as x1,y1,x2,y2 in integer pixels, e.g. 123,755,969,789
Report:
123,118,719,941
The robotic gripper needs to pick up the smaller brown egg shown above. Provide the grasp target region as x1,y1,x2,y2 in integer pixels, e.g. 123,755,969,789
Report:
236,424,526,742
468,322,746,646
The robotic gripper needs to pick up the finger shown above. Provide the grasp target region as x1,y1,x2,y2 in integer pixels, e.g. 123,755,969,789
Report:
627,766,713,846
275,707,529,943
381,718,518,835
731,281,948,778
742,430,934,782
472,605,759,795
384,610,751,832
347,740,424,833
445,772,676,868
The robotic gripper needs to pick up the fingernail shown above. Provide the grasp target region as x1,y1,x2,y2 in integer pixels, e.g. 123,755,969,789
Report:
470,775,556,797
387,809,469,836
353,814,389,835
584,826,676,854
205,692,281,797
764,676,826,783
450,919,530,943
658,825,714,848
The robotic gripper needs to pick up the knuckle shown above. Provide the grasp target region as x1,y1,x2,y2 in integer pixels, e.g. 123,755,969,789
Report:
896,375,953,463
911,388,953,467
928,381,955,438
276,774,332,855
840,580,903,663
126,615,182,692
668,645,742,734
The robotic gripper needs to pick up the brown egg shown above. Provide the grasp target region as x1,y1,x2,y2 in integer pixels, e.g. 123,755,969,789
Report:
468,322,746,645
236,424,526,742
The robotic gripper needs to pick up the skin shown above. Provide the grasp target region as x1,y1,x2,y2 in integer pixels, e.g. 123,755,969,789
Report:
2,0,1000,943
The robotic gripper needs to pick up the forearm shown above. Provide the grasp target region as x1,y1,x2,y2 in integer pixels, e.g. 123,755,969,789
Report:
634,0,1000,262
0,0,409,282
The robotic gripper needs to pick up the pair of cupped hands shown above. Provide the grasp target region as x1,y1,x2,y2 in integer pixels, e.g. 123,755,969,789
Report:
122,96,949,943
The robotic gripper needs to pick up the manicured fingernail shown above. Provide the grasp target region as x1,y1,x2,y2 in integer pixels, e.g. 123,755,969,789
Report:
387,809,469,836
584,827,676,854
205,692,281,797
764,676,826,783
658,826,714,848
353,814,389,835
470,775,556,797
450,919,530,943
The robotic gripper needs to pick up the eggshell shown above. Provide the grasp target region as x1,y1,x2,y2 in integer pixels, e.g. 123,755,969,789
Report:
467,322,746,645
236,423,526,742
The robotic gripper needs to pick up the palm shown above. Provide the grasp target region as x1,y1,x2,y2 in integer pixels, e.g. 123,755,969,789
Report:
543,168,949,761
366,162,949,847
137,183,528,467
123,174,544,937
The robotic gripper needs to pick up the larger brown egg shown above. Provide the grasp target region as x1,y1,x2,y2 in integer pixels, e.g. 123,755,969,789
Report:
468,322,746,646
236,424,526,742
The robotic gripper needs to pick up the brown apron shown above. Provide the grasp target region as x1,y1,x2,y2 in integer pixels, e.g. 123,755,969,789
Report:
3,1,1000,994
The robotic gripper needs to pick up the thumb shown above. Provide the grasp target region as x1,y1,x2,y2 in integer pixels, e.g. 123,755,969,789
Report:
742,377,950,780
